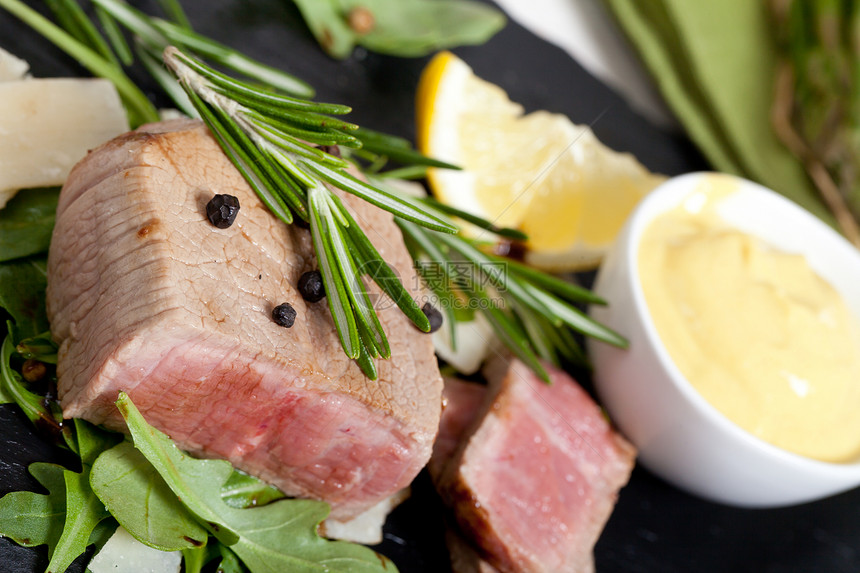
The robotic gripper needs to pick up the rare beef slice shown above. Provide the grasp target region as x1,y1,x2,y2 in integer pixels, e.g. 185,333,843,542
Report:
433,360,636,573
46,119,443,519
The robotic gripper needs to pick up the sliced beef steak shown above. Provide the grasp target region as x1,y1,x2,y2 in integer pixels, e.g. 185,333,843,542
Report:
429,377,487,481
434,360,635,573
46,119,442,519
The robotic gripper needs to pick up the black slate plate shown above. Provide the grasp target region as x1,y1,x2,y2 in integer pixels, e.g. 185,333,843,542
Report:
2,2,860,572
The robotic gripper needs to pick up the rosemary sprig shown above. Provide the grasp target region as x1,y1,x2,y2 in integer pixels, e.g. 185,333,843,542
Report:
90,0,315,113
351,127,460,171
163,47,456,375
390,189,626,383
160,44,627,377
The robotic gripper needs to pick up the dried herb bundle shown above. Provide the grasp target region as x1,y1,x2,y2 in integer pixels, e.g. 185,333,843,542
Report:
770,0,860,246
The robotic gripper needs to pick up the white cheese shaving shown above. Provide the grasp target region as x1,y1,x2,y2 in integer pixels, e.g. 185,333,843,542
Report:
323,488,410,544
0,47,29,82
433,313,499,375
0,77,129,209
87,527,181,573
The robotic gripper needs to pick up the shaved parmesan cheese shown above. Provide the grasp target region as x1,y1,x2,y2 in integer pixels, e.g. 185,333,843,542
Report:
0,78,128,208
88,527,181,573
323,488,410,544
433,313,498,375
0,47,28,81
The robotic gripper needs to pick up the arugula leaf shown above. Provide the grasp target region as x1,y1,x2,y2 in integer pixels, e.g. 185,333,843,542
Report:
216,544,247,573
0,257,49,341
0,421,126,573
293,0,505,59
86,517,119,558
90,440,209,551
87,517,119,554
220,471,285,509
0,457,117,573
223,498,391,573
116,391,396,573
181,544,219,573
0,187,59,263
46,421,120,573
48,465,110,573
0,462,66,549
182,543,248,573
74,418,123,466
0,355,122,573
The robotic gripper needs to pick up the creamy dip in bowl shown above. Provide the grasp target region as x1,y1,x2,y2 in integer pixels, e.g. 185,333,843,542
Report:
589,172,860,507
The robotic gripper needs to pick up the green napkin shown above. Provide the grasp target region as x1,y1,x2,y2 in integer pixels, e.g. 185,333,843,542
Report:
604,0,833,224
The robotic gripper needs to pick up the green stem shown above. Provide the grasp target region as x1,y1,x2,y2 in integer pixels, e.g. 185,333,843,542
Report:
46,0,120,66
95,4,134,65
157,0,192,29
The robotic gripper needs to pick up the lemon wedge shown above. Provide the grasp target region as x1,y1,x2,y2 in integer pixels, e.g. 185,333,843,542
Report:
416,51,666,271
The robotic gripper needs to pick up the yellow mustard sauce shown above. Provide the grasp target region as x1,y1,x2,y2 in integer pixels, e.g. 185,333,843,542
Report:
638,176,860,462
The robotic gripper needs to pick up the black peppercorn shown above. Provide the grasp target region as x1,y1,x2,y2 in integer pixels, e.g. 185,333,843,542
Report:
298,270,326,302
272,303,297,328
421,302,443,333
206,194,240,228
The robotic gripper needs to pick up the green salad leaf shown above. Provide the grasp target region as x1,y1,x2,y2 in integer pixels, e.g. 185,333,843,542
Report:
292,0,505,59
0,258,49,341
91,440,209,551
49,466,109,573
214,544,247,573
0,458,117,573
0,388,398,572
0,462,67,550
181,543,223,573
220,470,286,509
44,420,120,573
116,391,396,573
0,336,118,573
0,188,59,263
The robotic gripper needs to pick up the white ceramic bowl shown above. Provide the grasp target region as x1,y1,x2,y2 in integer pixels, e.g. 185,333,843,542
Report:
588,172,860,508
